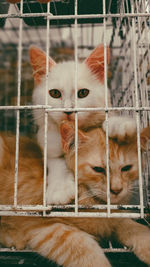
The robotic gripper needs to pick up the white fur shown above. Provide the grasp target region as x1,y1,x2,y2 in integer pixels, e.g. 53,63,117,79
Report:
33,60,136,204
46,158,75,204
33,61,108,204
103,116,137,141
33,62,107,129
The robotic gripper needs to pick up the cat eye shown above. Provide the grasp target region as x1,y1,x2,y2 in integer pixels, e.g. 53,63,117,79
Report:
92,166,105,174
121,165,132,172
78,88,89,98
49,89,61,98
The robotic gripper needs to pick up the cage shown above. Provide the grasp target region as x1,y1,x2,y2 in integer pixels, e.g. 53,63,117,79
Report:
0,0,150,266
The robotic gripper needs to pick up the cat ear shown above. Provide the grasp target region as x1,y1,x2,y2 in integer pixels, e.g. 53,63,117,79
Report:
84,44,109,83
60,121,88,153
140,126,150,150
29,46,56,85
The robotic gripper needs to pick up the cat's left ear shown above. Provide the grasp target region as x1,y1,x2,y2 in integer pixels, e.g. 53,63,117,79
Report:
29,46,56,85
140,126,150,150
60,121,88,153
84,44,109,83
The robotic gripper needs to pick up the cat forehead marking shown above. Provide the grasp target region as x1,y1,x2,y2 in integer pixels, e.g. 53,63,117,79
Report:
79,129,134,168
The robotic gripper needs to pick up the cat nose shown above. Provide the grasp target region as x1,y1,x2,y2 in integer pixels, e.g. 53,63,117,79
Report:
110,188,123,195
64,112,73,115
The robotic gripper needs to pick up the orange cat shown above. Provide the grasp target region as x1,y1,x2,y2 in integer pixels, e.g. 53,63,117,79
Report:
0,124,150,267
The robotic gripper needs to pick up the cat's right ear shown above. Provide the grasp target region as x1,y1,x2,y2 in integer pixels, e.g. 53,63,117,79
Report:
29,46,56,85
60,121,88,153
84,44,109,84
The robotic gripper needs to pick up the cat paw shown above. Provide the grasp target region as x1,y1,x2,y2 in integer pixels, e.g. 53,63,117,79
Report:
103,116,136,142
133,231,150,265
46,175,75,205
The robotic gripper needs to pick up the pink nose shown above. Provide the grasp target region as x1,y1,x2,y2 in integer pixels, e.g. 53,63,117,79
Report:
110,188,123,195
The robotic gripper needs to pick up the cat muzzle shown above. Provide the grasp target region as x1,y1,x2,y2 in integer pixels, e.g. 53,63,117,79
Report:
110,188,123,195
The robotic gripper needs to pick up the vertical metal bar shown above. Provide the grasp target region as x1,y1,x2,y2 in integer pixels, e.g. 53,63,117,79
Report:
103,0,111,217
136,0,148,128
74,0,78,214
131,2,144,218
14,0,23,207
1,0,148,220
43,2,50,214
141,0,150,128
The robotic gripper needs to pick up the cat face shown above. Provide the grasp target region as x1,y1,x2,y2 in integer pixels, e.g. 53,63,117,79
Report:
60,122,150,205
29,45,110,128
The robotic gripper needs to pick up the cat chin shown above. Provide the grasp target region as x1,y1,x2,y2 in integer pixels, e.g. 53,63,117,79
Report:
110,199,124,204
100,192,129,205
110,195,130,205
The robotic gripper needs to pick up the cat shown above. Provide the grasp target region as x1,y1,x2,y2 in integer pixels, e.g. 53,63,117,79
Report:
29,44,136,204
0,123,150,267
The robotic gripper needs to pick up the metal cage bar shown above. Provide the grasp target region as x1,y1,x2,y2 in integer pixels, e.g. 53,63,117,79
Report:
0,0,149,215
14,0,23,208
0,1,149,259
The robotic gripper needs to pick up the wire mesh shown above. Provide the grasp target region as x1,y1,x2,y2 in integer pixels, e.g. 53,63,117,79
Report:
0,0,150,258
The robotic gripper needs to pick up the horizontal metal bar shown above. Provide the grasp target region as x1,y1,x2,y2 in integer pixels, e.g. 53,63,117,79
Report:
0,248,32,253
103,248,131,252
0,12,149,19
0,247,131,253
0,204,74,211
0,105,150,111
0,210,143,218
0,247,132,253
0,204,142,211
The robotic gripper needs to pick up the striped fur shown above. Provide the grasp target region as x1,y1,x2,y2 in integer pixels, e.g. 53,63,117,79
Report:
0,125,150,266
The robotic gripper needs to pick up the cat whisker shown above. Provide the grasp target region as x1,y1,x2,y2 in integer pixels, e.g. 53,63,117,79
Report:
128,185,139,190
78,193,94,203
91,190,106,199
129,186,139,189
127,190,139,195
92,188,106,196
78,187,106,202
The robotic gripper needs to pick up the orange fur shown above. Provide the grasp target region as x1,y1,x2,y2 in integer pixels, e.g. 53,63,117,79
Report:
0,126,150,266
0,135,43,205
63,125,140,205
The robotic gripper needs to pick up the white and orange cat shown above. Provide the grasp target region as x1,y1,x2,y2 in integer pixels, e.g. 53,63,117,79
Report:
0,123,150,267
29,44,136,204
